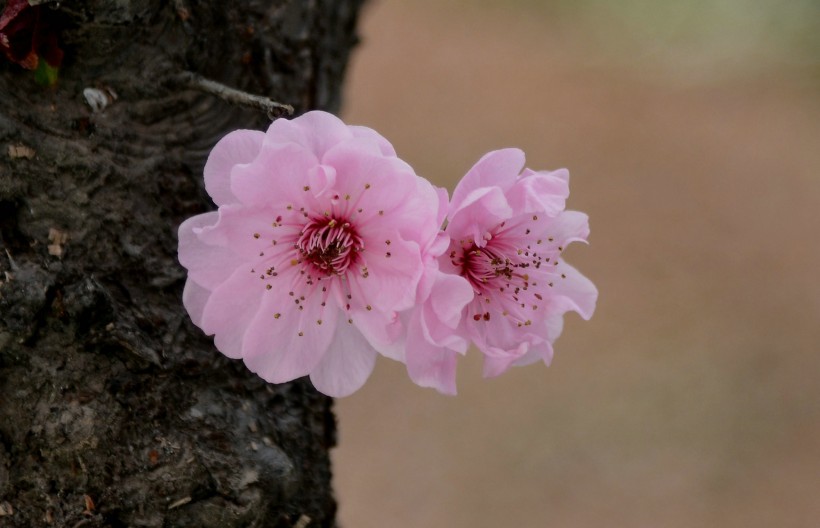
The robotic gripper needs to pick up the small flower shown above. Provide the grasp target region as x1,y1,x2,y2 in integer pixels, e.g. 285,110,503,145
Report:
178,111,442,397
415,148,598,385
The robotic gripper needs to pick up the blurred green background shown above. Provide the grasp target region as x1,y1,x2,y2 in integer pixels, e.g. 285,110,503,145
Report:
334,1,820,526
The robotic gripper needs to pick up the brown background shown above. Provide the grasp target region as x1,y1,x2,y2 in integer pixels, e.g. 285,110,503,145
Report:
333,1,820,526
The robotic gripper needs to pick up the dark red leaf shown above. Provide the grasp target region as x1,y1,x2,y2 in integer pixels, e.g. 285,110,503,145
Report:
0,0,64,73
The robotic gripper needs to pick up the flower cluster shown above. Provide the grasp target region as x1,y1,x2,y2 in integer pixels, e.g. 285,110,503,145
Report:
179,111,597,397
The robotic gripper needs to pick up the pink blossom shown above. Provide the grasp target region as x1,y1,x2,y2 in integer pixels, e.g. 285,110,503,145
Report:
178,111,442,397
414,148,598,386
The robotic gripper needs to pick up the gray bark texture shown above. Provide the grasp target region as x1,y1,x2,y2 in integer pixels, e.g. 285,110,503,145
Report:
0,0,364,526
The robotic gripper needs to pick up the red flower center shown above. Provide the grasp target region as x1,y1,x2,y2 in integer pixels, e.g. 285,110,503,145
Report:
297,217,363,276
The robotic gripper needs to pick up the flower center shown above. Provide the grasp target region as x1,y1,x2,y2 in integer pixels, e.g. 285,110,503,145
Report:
460,245,525,292
297,216,363,276
455,236,543,324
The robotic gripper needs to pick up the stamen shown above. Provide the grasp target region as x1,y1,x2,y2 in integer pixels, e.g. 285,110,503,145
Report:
296,215,363,276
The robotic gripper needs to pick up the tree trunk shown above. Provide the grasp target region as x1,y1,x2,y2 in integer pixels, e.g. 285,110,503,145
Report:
0,1,364,526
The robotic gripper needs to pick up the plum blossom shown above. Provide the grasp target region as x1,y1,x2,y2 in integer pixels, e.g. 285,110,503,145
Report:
407,148,597,391
178,111,443,397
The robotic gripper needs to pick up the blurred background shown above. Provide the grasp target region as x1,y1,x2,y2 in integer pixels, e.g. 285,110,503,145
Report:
334,1,820,526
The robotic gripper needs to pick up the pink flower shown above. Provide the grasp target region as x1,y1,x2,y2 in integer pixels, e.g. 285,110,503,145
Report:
178,111,442,397
410,148,598,388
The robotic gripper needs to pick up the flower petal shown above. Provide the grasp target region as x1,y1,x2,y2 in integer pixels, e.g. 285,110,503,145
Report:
546,260,598,320
346,301,401,352
309,321,378,397
307,164,337,199
180,205,301,291
446,186,513,245
322,138,416,221
204,130,264,206
543,210,590,247
352,232,423,312
265,110,353,158
230,141,320,208
200,264,265,359
349,125,397,157
513,319,561,367
506,169,569,218
449,148,525,214
178,212,244,289
241,273,340,384
405,312,459,395
435,186,449,227
465,296,544,373
182,278,211,329
427,271,474,331
481,341,531,378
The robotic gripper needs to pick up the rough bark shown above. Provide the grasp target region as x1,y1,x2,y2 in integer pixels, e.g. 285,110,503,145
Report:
0,0,364,526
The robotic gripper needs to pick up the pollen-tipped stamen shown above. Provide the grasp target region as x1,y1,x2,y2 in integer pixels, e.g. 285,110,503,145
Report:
297,216,363,275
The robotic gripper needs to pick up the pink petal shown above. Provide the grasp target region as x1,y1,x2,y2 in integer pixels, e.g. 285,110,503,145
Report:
309,321,378,397
547,261,598,320
349,125,397,157
182,278,211,329
179,205,300,291
429,272,473,327
241,274,340,384
204,130,264,206
265,110,353,158
307,164,337,199
351,232,423,312
506,169,570,218
481,341,530,378
200,264,266,359
544,210,590,246
347,304,402,356
449,148,525,214
195,204,298,263
446,186,513,245
400,271,472,394
322,138,416,222
435,186,449,227
230,142,319,208
178,212,244,289
362,177,445,251
178,210,217,247
405,313,459,395
545,312,566,343
465,298,543,368
512,341,555,367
